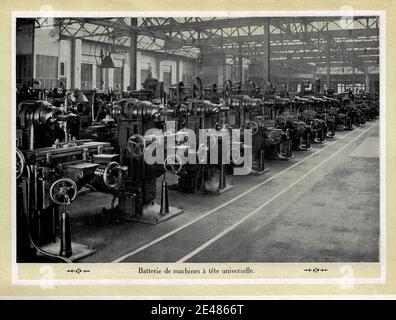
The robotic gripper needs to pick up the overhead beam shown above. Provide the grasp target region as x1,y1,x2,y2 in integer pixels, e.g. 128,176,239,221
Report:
142,16,377,32
315,61,379,67
55,17,380,75
220,45,379,58
60,18,378,50
222,40,379,52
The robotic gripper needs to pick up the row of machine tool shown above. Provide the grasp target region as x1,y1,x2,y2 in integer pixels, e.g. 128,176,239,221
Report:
15,77,379,262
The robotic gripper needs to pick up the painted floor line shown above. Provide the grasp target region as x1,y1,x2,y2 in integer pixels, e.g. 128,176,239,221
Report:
112,125,367,263
177,123,377,263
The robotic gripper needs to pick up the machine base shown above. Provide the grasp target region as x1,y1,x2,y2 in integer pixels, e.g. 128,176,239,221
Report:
251,168,270,175
38,239,96,262
204,183,234,195
294,145,310,151
126,202,184,225
266,154,290,161
169,181,234,195
312,138,324,144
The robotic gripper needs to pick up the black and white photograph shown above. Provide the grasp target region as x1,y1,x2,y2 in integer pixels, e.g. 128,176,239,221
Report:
15,15,381,265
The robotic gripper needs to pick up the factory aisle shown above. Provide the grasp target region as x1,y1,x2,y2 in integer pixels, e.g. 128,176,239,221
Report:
187,123,380,262
99,120,379,263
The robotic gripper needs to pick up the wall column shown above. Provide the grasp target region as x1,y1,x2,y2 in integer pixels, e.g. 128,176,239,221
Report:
263,18,270,83
286,71,290,88
326,38,331,88
238,44,243,82
365,73,370,91
71,37,82,89
155,58,161,80
352,66,355,92
176,59,181,82
350,51,355,92
222,56,227,84
129,18,138,90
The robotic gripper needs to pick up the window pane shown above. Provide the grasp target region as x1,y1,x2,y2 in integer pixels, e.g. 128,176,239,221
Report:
163,65,172,87
141,69,150,83
16,54,33,87
36,54,58,89
113,67,123,90
96,65,103,90
81,63,93,90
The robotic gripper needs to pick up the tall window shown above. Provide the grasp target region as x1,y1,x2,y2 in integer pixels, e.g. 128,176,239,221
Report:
140,62,152,86
105,69,109,90
35,55,58,89
337,83,346,93
354,83,366,92
16,54,33,87
96,65,103,90
60,62,65,76
243,69,249,83
140,69,150,84
182,73,190,84
163,65,172,87
113,67,123,90
81,63,93,90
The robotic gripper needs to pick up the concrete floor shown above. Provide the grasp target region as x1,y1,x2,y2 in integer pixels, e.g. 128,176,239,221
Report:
69,120,379,263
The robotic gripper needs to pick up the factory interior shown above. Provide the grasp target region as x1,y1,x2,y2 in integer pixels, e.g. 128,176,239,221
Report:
15,16,380,263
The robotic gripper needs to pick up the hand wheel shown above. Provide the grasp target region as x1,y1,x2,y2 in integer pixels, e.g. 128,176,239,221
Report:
268,130,282,145
49,178,78,206
275,115,287,129
103,161,122,189
245,121,259,135
164,154,183,175
127,134,145,157
299,113,308,123
197,143,209,163
16,148,25,180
